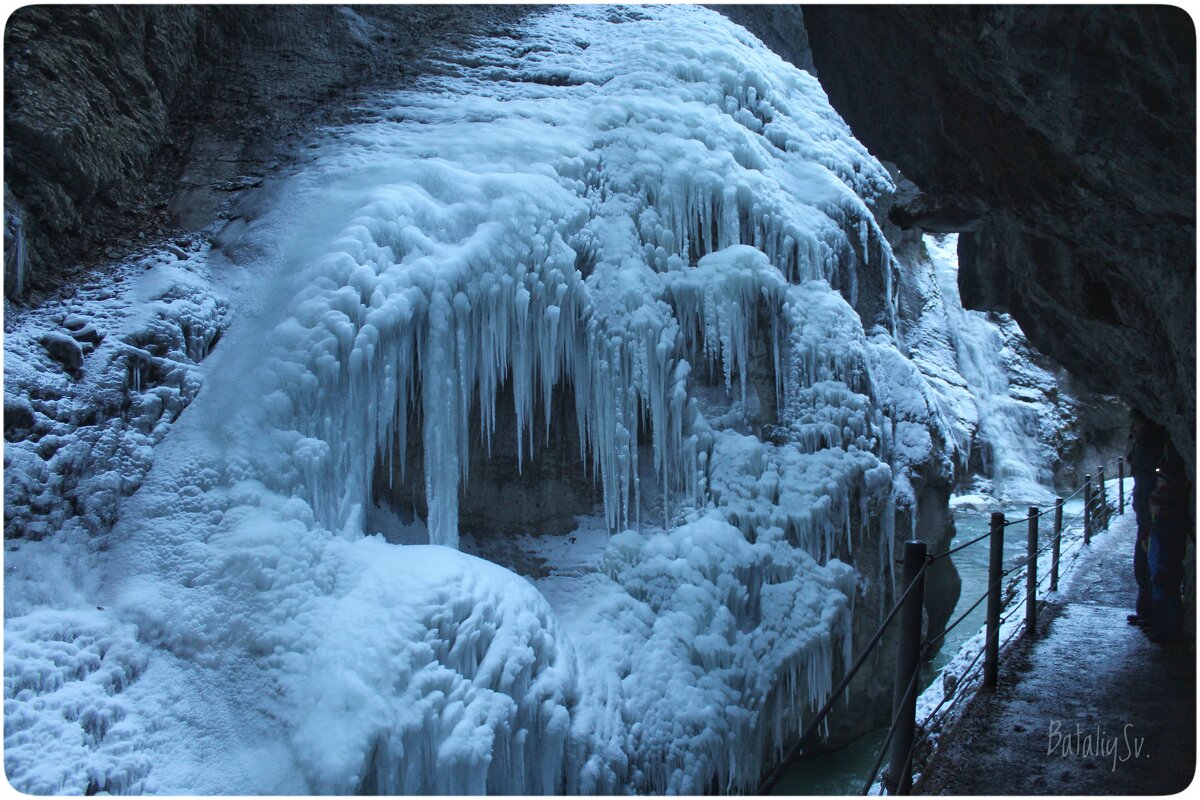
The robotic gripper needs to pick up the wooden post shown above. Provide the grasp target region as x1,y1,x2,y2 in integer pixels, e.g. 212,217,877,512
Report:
884,540,927,795
1050,498,1063,592
1026,507,1038,637
984,512,1005,690
1084,474,1093,546
1118,457,1126,515
1098,465,1109,530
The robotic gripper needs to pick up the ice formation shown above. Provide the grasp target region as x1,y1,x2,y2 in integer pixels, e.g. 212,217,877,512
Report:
913,234,1062,503
5,5,959,794
3,249,226,611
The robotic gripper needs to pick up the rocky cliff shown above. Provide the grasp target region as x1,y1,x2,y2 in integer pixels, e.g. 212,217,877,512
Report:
798,5,1195,472
4,5,536,299
5,6,216,294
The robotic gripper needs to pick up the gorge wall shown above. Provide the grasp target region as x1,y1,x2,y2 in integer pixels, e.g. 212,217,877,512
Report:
798,4,1196,473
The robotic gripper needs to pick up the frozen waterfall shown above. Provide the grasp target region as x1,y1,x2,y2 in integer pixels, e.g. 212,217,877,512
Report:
922,234,1058,504
4,6,961,795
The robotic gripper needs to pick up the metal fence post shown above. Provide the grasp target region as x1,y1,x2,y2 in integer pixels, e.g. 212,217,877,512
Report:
1050,498,1063,592
1118,457,1125,515
984,512,1005,690
885,539,927,796
1098,465,1109,530
1026,507,1039,637
1083,474,1093,546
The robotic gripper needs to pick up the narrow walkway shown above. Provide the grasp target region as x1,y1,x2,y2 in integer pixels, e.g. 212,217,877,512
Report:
917,513,1195,794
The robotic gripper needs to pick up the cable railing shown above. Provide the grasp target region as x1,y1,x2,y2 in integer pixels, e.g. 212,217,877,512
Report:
933,527,993,560
877,459,1127,793
757,457,1130,796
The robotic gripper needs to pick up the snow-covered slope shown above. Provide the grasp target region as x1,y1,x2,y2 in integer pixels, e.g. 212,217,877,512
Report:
5,6,959,794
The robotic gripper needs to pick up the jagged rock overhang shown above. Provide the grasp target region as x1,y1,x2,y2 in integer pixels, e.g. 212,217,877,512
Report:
789,4,1195,473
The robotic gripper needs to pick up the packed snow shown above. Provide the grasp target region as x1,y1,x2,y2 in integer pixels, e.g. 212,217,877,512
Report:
7,6,969,794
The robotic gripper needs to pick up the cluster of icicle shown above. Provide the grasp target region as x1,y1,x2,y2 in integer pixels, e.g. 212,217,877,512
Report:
236,5,930,792
257,12,904,556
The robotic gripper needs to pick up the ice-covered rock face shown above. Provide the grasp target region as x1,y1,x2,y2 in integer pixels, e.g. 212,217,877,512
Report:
3,244,224,554
902,233,1125,504
6,5,959,795
205,5,901,550
915,234,1058,503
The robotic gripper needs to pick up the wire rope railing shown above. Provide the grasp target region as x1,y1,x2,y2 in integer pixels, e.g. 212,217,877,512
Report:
760,459,1129,796
1005,529,1059,573
902,621,999,772
929,527,992,561
859,642,929,795
923,574,999,652
929,459,1122,564
896,461,1125,792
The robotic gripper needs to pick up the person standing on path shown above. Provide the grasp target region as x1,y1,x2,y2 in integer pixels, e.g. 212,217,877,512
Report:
1148,443,1191,643
1127,409,1167,627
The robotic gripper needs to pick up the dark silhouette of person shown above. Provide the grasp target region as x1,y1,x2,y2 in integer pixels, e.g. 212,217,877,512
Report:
1148,443,1191,643
1126,409,1167,626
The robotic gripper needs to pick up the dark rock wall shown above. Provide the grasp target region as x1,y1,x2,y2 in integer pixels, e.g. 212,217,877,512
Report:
798,5,1195,473
4,6,216,293
4,5,537,298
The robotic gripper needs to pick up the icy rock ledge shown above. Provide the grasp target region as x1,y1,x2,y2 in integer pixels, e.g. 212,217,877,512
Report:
288,544,575,795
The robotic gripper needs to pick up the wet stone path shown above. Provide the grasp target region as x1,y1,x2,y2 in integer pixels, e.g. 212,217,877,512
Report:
917,513,1195,794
